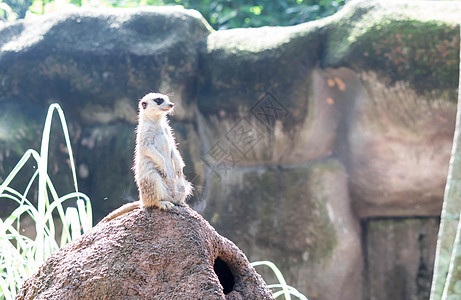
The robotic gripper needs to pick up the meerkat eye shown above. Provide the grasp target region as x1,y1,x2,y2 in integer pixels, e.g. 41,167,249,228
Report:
154,98,164,105
141,101,147,109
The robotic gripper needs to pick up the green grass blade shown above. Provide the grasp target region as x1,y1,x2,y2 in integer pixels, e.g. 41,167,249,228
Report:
53,104,80,197
42,104,80,196
251,260,294,300
268,284,309,300
77,198,92,233
65,207,81,240
0,149,40,197
0,103,93,299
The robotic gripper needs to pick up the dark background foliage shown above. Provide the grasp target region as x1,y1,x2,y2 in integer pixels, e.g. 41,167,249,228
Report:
1,0,345,29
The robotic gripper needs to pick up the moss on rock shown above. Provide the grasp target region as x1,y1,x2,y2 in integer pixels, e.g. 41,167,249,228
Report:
198,23,324,119
324,0,460,95
0,7,211,122
205,163,338,262
351,20,457,95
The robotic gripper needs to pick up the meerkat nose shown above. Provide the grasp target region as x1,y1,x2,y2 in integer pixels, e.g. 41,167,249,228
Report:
169,103,174,108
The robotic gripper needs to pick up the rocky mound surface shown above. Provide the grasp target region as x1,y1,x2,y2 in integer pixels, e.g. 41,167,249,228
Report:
16,206,273,300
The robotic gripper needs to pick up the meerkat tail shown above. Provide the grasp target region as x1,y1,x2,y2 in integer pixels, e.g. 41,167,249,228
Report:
101,201,141,222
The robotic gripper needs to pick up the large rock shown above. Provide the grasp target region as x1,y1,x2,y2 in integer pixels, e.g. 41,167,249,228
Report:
0,6,210,122
198,23,330,166
197,0,459,219
202,159,363,300
16,206,273,299
323,0,460,218
1,1,457,218
347,73,455,218
324,0,460,93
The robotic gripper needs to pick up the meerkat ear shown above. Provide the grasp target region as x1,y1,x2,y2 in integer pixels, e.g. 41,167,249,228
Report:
141,101,147,109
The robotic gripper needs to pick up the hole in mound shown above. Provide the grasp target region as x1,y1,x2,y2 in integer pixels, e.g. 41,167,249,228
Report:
213,257,235,294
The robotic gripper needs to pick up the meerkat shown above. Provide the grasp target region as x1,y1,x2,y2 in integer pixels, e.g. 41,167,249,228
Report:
101,93,192,222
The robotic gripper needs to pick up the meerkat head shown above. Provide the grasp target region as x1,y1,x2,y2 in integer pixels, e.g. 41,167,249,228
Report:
139,93,174,120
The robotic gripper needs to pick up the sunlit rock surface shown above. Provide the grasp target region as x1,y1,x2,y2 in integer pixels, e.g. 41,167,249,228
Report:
16,207,273,300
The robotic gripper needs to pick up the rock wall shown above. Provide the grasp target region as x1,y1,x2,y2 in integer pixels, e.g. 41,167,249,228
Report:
362,218,439,300
0,1,460,299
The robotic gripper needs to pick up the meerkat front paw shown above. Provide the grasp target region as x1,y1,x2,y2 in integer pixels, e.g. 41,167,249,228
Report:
157,200,174,210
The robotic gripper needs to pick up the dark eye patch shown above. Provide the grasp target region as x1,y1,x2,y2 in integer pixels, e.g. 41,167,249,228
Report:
154,98,164,105
141,102,147,109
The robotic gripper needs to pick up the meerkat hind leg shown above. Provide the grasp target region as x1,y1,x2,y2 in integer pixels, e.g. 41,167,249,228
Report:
139,174,174,210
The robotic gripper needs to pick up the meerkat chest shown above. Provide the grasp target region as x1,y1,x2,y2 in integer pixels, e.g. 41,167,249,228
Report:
149,126,173,154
